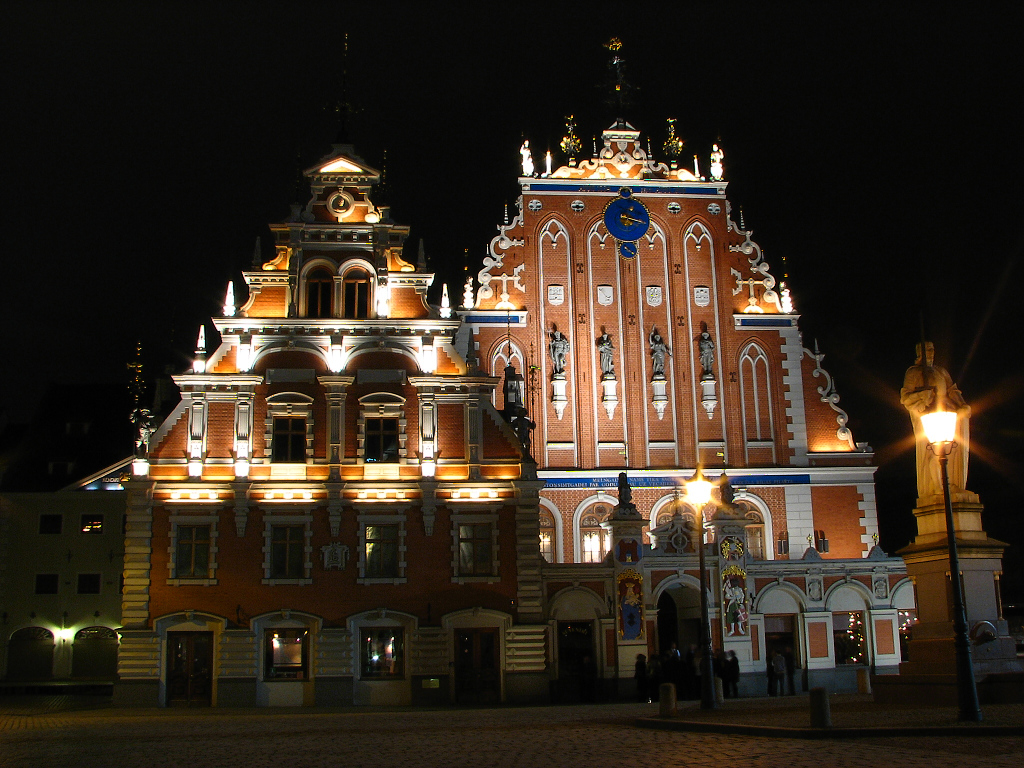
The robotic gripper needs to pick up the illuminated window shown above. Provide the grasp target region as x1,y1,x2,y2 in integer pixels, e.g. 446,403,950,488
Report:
364,418,399,463
80,515,103,534
272,417,307,463
271,525,306,579
175,525,211,579
744,510,766,560
361,627,404,679
77,573,101,594
458,523,494,576
364,524,399,578
305,267,334,318
580,505,610,563
539,512,555,563
833,611,867,665
265,628,308,679
39,514,62,534
342,268,371,319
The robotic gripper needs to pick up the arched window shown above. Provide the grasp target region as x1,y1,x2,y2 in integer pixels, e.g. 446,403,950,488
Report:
343,268,371,319
306,268,334,318
743,508,766,560
539,511,555,563
580,504,610,563
739,342,775,461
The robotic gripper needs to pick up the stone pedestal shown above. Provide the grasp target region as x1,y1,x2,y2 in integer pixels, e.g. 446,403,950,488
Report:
601,376,618,420
651,376,668,420
700,375,717,419
551,374,568,420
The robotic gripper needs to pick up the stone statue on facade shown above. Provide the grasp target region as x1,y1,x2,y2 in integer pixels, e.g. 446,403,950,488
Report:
698,330,716,377
549,329,569,375
131,408,156,459
900,341,971,501
520,141,534,177
597,333,615,378
649,327,670,377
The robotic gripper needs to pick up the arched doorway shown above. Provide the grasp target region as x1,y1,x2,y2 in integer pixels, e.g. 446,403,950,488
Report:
6,627,55,681
71,627,118,679
656,583,702,700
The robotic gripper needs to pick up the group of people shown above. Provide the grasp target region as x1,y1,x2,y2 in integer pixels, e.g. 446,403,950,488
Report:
634,644,742,702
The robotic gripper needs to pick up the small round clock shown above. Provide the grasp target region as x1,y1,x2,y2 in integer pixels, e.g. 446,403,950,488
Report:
603,188,650,254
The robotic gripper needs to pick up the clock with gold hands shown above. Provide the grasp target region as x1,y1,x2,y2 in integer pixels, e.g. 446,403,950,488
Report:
603,187,650,259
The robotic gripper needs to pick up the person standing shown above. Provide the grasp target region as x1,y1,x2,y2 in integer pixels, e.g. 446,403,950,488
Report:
634,653,649,703
724,650,740,698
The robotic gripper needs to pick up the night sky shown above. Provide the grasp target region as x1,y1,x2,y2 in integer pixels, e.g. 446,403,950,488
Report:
2,3,1022,596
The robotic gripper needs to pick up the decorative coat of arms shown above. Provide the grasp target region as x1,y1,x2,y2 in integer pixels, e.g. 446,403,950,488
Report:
694,286,711,307
597,285,614,306
547,284,564,305
645,286,663,307
617,568,644,641
321,542,350,570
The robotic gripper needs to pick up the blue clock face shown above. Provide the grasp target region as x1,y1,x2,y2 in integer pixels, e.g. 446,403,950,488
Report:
604,189,650,243
619,240,639,259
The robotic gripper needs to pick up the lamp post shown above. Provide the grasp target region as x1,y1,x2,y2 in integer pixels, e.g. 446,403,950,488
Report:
920,408,982,722
686,467,718,710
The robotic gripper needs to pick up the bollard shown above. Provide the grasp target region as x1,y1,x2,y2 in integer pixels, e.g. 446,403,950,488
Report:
659,682,677,718
856,667,872,694
714,676,725,704
809,687,831,728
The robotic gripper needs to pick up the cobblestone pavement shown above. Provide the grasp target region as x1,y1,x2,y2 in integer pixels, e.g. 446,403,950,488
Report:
1,697,1022,768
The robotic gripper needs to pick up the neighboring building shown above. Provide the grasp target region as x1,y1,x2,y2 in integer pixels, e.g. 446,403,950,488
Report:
467,119,914,696
0,385,132,685
116,148,546,707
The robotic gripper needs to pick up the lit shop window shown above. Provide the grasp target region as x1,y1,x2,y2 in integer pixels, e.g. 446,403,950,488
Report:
81,515,104,534
361,628,404,679
265,629,308,679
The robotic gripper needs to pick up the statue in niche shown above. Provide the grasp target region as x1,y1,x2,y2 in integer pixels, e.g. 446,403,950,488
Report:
698,330,716,377
549,329,569,375
520,141,535,177
900,341,971,500
649,327,671,376
597,332,615,377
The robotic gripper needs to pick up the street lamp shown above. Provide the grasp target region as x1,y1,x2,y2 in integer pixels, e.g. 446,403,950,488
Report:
686,467,718,710
919,408,982,722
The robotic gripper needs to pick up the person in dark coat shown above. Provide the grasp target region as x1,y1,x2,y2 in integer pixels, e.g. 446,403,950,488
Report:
724,650,740,698
635,653,649,703
783,647,796,695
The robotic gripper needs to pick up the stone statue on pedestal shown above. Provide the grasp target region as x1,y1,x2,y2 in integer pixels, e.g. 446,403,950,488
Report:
549,330,569,375
900,341,971,500
597,333,615,378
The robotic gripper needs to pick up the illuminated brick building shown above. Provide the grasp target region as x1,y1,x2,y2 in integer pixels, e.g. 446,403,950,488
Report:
117,149,546,706
467,119,913,696
115,123,914,707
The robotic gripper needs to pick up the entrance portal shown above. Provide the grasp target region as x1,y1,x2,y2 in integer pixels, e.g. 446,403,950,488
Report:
556,621,596,702
166,632,213,706
454,628,499,704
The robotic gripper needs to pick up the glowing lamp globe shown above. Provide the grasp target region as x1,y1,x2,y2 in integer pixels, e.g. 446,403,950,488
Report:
686,470,714,507
921,409,957,445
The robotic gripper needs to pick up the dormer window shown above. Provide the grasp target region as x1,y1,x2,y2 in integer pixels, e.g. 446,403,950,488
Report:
306,268,334,318
343,268,371,319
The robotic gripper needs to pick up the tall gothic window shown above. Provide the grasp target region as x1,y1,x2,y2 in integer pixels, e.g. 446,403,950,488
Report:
739,342,774,446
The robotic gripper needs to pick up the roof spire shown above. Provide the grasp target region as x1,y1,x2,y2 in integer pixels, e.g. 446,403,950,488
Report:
603,38,634,121
417,239,426,270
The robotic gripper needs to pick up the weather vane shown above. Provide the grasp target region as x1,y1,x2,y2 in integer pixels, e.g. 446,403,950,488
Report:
663,118,685,167
603,38,633,117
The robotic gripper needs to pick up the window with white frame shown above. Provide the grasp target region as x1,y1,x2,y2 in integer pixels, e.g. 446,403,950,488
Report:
265,394,313,464
342,267,372,319
743,508,766,560
168,514,219,585
451,510,499,582
357,393,407,466
265,627,309,679
357,511,407,584
580,504,610,563
262,513,313,585
305,267,334,319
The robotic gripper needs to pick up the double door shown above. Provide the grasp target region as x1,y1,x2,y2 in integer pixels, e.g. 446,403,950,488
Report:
167,632,213,706
454,628,499,703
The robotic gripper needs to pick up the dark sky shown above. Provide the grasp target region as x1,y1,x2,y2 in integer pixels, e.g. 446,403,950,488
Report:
2,2,1022,593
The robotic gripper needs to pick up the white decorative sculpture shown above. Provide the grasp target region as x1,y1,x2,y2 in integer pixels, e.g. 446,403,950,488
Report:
710,143,725,181
520,141,535,177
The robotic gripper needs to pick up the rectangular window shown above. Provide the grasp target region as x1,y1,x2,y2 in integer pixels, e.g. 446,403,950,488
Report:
81,515,104,534
271,525,305,579
459,523,494,576
35,574,59,594
361,627,404,679
364,418,399,463
39,514,63,534
175,525,211,579
77,573,101,594
271,417,307,463
264,628,308,679
364,524,398,578
539,531,553,563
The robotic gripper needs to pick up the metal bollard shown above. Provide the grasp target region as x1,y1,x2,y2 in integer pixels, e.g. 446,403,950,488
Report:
659,682,677,718
856,667,872,694
809,687,832,728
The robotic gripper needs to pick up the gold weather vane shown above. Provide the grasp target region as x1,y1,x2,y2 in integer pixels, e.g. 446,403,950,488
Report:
560,115,581,160
663,118,685,160
603,38,633,117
